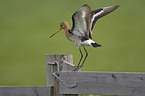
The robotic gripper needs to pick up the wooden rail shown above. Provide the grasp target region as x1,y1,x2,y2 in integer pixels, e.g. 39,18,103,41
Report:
60,71,145,95
0,86,53,96
0,54,145,96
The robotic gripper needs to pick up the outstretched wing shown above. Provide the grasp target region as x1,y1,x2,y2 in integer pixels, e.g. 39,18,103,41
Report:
89,5,119,38
71,4,91,38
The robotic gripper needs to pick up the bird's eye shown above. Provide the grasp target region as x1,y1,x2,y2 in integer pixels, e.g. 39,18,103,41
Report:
60,24,63,27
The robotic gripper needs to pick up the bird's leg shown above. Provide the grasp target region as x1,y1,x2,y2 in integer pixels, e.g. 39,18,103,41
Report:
73,47,83,71
79,47,88,68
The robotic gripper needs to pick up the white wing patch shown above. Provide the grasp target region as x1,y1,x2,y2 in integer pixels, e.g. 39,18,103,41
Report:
89,5,119,37
82,11,87,34
82,11,86,18
91,10,104,22
90,10,104,34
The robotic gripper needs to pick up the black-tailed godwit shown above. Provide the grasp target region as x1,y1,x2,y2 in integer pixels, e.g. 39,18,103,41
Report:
50,4,119,71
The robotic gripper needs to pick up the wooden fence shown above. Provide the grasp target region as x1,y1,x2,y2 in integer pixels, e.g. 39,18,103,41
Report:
0,54,145,96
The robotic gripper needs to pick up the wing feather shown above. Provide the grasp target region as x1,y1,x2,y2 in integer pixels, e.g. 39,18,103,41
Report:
71,4,91,38
89,5,119,38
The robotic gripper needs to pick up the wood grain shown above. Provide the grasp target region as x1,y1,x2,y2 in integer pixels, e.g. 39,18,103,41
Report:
60,71,145,95
0,86,52,96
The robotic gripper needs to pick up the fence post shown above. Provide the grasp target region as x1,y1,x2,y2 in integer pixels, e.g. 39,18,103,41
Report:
46,54,80,96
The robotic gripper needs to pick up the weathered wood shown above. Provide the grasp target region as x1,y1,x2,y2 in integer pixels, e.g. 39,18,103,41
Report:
60,71,145,96
46,54,79,96
0,86,52,96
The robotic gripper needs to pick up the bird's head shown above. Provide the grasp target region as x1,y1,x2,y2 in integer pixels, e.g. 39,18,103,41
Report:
50,21,69,38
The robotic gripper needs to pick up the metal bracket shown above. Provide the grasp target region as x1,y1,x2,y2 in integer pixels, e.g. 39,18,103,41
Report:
47,61,77,88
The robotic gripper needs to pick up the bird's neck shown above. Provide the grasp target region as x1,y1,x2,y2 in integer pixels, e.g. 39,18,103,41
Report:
64,25,71,32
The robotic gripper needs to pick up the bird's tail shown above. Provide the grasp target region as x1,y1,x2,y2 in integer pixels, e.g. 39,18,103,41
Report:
84,39,102,48
91,42,102,48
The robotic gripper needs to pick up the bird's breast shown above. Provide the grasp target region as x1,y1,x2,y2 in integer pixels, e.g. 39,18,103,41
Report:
65,31,82,47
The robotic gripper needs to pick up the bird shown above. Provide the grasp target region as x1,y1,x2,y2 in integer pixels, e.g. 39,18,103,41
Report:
50,4,119,71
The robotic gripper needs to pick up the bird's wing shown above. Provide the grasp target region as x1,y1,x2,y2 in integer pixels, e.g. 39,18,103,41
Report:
89,5,119,38
71,4,91,38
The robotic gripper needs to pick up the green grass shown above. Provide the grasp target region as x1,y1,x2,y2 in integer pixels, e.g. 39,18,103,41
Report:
0,0,145,96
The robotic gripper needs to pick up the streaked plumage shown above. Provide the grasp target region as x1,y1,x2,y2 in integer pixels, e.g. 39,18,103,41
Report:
50,4,119,71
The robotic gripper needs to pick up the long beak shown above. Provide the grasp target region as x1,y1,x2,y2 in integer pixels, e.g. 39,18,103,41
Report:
50,28,62,38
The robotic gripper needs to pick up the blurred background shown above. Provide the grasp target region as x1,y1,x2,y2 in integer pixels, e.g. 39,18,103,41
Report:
0,0,145,96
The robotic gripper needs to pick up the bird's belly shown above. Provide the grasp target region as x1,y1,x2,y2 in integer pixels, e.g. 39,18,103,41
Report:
65,35,89,47
65,34,83,47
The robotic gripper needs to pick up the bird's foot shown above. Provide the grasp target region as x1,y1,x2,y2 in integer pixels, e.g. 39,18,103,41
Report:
72,66,82,71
